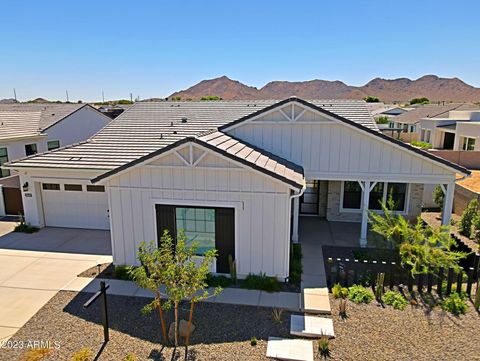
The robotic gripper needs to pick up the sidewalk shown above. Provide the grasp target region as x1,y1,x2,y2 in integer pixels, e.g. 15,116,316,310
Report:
62,277,301,310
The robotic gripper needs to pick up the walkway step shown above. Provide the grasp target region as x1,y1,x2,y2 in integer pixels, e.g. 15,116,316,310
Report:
300,287,331,314
290,314,334,338
266,337,313,361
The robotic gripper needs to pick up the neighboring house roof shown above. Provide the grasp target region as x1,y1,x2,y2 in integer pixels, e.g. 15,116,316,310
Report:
0,103,88,132
0,112,43,140
437,123,457,129
6,98,470,178
92,130,305,189
393,103,480,125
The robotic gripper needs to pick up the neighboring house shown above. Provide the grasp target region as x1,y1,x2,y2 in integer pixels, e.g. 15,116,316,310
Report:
390,103,478,135
417,110,480,151
5,98,469,280
0,103,111,216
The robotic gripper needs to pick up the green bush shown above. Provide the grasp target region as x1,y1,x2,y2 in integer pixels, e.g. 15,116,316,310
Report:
241,273,281,292
382,291,408,310
411,140,432,150
472,213,480,244
114,265,135,280
433,185,444,209
14,223,40,233
363,95,380,103
410,97,429,105
289,244,302,286
441,293,468,315
250,336,257,346
206,274,232,288
318,335,331,359
376,115,389,124
332,283,348,299
348,284,374,304
123,353,137,361
70,348,93,361
459,199,478,238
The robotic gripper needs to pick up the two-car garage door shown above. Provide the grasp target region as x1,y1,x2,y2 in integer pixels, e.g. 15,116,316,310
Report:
41,183,109,230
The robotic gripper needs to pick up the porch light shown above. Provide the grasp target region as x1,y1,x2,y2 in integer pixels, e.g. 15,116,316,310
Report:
22,182,29,192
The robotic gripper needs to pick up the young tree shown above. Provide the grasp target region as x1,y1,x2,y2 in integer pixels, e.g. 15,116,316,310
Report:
459,199,479,238
130,230,221,348
369,200,468,276
433,185,444,210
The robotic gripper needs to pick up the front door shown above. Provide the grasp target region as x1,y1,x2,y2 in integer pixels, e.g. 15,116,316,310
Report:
443,132,455,150
155,204,235,274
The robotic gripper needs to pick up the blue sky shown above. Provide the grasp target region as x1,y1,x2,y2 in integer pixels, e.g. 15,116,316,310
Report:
1,1,479,101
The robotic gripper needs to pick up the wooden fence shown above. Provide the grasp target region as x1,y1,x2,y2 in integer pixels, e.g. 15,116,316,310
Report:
326,255,480,298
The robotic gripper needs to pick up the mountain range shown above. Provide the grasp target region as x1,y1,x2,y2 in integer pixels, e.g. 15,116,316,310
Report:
169,75,480,102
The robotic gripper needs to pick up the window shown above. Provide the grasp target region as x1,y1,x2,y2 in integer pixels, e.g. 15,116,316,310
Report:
64,184,82,191
87,185,105,192
0,148,10,178
368,182,384,210
47,140,60,150
25,144,37,156
175,207,215,255
461,137,476,151
420,129,431,143
342,181,408,212
42,183,60,190
386,183,407,211
342,181,362,209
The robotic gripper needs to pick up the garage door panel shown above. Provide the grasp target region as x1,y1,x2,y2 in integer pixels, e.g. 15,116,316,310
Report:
42,188,109,230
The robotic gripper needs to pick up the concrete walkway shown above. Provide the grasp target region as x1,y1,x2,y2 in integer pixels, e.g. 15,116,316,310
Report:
0,224,112,342
63,277,301,310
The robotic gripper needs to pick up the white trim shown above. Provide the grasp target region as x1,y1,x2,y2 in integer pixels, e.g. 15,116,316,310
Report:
306,172,455,184
151,199,242,275
339,180,410,215
279,108,292,122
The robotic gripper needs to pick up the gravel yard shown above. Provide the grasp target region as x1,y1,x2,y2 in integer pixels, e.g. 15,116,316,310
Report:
1,291,479,361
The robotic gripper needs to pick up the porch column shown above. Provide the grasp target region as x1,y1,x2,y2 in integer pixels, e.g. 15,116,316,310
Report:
441,182,455,226
0,185,5,216
359,180,376,247
292,196,300,243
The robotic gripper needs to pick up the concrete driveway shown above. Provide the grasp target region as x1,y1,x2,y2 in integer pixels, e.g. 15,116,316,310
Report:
0,221,112,341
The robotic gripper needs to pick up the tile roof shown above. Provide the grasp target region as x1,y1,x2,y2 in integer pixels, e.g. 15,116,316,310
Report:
7,99,377,171
0,112,43,140
0,103,86,131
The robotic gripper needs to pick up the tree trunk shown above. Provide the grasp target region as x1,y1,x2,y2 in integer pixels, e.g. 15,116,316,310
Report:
174,301,179,347
185,301,195,346
155,290,167,342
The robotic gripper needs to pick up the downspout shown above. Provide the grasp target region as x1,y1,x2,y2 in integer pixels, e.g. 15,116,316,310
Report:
286,180,306,285
289,179,307,241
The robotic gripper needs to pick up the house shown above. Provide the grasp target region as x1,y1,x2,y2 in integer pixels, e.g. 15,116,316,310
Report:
0,103,111,216
4,98,469,280
389,103,479,136
417,110,480,151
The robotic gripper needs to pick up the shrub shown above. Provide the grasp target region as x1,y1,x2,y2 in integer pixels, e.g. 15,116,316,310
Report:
441,293,468,315
241,273,281,292
114,265,134,280
70,348,93,361
20,348,50,361
318,335,331,359
272,307,284,324
459,199,478,238
433,185,444,209
472,213,480,244
250,336,257,346
332,283,348,299
363,95,380,103
411,140,432,150
289,244,303,286
348,284,374,304
410,97,429,105
382,291,408,310
376,115,389,124
123,353,137,361
206,274,232,288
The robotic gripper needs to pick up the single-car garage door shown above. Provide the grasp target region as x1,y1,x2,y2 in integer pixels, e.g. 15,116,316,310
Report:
41,183,109,230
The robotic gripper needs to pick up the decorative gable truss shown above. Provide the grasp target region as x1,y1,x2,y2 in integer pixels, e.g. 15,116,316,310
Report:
250,102,332,123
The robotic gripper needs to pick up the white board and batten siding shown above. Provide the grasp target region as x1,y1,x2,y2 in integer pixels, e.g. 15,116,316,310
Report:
106,148,293,279
227,106,456,184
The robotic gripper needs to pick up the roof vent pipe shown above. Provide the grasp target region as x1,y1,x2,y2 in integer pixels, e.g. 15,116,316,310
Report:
181,117,188,123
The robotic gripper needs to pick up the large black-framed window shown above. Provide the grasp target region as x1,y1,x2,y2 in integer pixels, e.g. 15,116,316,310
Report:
300,180,320,214
342,181,362,209
342,181,408,212
0,148,10,178
155,204,235,274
